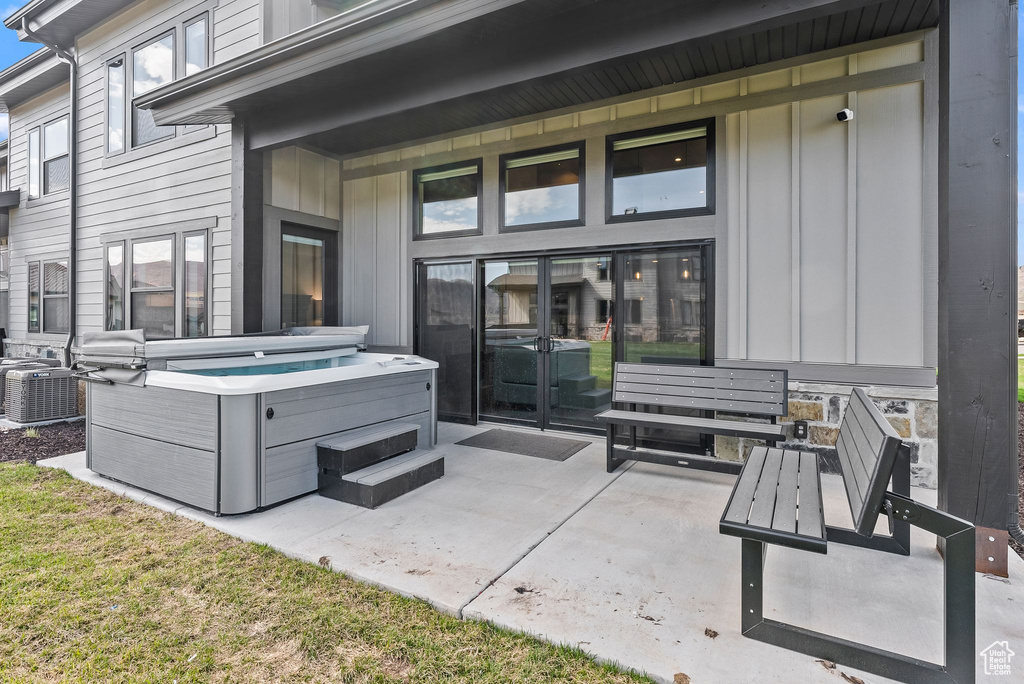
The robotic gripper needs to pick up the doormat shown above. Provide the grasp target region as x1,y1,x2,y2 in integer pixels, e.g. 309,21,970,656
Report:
455,429,590,462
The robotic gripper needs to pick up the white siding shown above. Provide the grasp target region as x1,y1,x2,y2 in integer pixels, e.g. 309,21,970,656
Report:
337,34,935,375
6,84,71,343
268,146,340,220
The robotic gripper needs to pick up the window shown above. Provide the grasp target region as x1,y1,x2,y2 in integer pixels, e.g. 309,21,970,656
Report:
413,161,481,239
42,118,69,195
27,129,40,199
131,237,174,338
27,261,39,332
105,242,125,331
111,231,208,336
183,231,206,336
596,299,611,323
133,33,175,147
608,122,712,221
500,143,583,230
184,16,208,76
107,58,125,154
42,260,69,333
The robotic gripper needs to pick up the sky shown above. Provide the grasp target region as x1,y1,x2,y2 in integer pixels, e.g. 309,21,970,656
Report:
0,3,44,140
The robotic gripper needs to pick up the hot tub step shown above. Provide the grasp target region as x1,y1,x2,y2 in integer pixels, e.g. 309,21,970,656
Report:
318,449,444,509
316,422,419,475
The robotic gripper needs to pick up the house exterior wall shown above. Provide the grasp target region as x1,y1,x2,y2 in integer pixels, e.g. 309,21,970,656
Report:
4,83,70,357
73,0,261,341
337,32,936,378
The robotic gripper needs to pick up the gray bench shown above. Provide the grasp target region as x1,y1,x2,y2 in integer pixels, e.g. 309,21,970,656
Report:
596,363,788,474
719,387,975,684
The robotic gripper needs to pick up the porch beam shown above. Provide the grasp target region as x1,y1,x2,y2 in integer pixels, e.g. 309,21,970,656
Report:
937,0,1017,574
245,0,882,150
230,117,264,334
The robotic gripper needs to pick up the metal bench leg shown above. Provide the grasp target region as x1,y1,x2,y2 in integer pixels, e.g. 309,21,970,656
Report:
740,494,975,683
741,539,765,634
606,424,625,473
826,445,912,556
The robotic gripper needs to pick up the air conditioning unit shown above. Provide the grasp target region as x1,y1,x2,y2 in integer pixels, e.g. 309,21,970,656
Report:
0,358,61,416
4,367,78,424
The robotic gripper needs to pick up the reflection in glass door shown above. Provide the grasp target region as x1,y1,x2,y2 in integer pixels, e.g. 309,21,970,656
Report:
416,262,476,423
281,223,337,328
547,256,614,430
619,246,709,450
479,259,540,424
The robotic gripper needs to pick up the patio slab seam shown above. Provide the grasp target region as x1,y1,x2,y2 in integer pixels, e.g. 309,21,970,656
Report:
456,459,636,618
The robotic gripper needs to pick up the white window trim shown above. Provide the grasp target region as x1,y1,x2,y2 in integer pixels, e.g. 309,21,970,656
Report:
41,116,69,196
41,258,69,334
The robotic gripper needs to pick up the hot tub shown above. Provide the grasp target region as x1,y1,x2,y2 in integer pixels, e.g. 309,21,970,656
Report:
75,328,438,514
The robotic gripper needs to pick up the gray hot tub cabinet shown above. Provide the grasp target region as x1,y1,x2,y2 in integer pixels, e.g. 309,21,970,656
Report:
87,370,435,514
80,329,437,515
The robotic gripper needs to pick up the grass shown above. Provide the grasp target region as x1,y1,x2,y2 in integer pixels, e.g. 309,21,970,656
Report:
584,340,704,389
1018,356,1024,402
0,463,652,683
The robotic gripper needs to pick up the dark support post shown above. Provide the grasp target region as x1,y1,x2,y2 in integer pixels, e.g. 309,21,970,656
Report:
937,0,1018,574
230,117,264,334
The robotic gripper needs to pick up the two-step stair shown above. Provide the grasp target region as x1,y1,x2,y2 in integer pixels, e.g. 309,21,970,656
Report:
559,373,612,410
316,422,444,509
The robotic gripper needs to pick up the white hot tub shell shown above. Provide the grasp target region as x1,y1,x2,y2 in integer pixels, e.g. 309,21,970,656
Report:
76,328,438,514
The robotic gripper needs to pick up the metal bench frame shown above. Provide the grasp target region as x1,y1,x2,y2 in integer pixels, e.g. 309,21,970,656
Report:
721,388,975,684
598,364,789,476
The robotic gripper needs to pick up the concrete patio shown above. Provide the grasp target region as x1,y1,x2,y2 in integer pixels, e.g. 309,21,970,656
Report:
40,422,1024,684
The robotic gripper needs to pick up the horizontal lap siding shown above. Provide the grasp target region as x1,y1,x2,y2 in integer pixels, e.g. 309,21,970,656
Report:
6,85,71,342
74,0,262,338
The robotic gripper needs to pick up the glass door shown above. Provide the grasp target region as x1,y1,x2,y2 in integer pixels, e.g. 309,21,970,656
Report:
281,223,337,328
617,245,709,451
479,258,541,425
546,255,615,430
415,261,476,424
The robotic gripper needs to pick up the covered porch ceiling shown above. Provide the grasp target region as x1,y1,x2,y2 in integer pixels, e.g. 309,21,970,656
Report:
140,0,938,157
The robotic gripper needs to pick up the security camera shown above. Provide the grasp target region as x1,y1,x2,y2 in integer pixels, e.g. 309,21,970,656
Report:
836,108,854,122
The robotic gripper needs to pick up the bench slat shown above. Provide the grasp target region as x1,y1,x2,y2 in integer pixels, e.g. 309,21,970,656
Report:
836,427,866,515
723,447,768,525
796,451,824,538
615,381,783,404
772,451,800,534
615,372,785,394
613,391,784,415
617,364,785,382
747,448,784,529
596,409,785,440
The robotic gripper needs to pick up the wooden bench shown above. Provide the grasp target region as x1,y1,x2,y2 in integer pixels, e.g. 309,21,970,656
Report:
719,388,976,684
596,363,788,474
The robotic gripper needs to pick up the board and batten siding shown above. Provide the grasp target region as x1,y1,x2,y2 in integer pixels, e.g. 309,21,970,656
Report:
5,83,71,343
336,32,936,380
74,0,263,337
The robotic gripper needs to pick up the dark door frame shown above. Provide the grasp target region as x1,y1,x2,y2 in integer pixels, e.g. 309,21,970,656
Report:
465,239,715,436
279,221,339,327
413,258,479,424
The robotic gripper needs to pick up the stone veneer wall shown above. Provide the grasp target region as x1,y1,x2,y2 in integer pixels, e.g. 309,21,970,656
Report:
715,381,938,488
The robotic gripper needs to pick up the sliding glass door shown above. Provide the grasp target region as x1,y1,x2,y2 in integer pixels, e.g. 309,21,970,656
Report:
415,262,476,423
415,242,711,439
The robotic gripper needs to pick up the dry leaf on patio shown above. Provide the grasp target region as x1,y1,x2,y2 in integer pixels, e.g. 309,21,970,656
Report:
840,674,865,684
816,659,836,671
318,556,331,568
703,627,718,639
672,674,691,684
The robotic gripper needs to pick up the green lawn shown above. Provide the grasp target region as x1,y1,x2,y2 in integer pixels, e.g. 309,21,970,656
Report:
0,464,652,683
1018,356,1024,402
585,340,703,389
